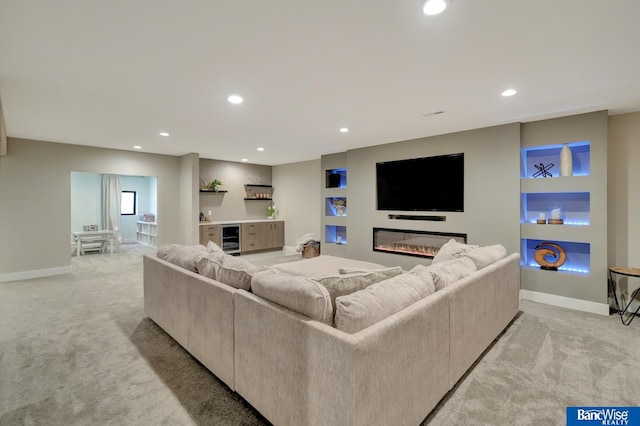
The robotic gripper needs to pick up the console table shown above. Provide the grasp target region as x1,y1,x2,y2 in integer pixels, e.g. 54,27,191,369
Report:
72,230,115,257
608,266,640,326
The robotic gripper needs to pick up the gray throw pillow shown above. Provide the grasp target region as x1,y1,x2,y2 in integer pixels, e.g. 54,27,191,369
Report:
156,244,208,272
432,239,478,264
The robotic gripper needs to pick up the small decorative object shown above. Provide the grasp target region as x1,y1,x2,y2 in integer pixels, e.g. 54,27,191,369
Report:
199,211,205,222
548,208,563,224
560,144,573,176
536,212,546,224
333,198,346,216
533,162,555,178
534,242,567,271
209,179,222,192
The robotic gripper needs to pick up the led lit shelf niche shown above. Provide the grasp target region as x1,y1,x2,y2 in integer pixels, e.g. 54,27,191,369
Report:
325,225,347,245
325,197,347,217
521,238,590,275
325,168,347,188
521,141,590,178
521,192,590,226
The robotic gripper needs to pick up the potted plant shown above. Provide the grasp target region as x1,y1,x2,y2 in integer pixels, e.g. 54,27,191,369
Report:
266,205,277,220
209,179,222,192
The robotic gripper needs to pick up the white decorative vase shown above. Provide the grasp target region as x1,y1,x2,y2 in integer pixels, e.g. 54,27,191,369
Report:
560,144,573,176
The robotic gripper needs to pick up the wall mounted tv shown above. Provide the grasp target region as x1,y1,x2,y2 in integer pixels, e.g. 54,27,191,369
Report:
376,153,464,212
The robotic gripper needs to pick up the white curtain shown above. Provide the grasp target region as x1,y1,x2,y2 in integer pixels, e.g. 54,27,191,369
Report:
102,175,122,235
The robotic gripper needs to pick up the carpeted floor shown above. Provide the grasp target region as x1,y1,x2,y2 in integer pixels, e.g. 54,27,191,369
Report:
0,245,638,425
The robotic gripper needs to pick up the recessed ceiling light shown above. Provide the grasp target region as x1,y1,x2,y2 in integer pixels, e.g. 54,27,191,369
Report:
242,158,248,162
159,132,170,137
257,147,265,151
423,0,446,15
228,95,243,104
339,127,349,133
133,145,142,150
502,89,517,97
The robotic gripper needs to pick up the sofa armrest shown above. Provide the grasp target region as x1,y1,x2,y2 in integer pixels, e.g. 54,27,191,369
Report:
234,288,450,426
447,252,520,387
143,255,236,390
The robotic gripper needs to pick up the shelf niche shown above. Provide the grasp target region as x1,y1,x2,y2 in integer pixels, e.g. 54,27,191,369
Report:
521,238,590,275
325,168,347,188
325,225,347,245
521,141,590,178
325,197,347,217
521,192,590,225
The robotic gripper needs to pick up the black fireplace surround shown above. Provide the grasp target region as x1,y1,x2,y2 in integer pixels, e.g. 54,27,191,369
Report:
373,228,467,259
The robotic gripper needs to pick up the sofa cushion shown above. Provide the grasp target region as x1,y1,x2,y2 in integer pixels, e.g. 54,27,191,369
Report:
465,244,507,269
272,255,388,278
334,266,436,334
156,244,208,272
196,251,226,280
426,257,477,291
217,255,264,291
316,267,404,311
432,239,478,264
251,269,333,324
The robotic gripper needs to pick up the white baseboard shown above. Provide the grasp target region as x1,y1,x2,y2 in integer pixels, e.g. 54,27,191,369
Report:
520,289,610,316
0,265,72,283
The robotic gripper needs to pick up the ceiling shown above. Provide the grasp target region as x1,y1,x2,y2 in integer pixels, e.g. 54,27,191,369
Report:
1,1,639,166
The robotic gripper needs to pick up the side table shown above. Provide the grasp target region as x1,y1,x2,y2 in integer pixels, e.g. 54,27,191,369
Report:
608,266,640,326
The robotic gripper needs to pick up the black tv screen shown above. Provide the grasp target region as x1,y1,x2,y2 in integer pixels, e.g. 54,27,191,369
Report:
376,153,464,212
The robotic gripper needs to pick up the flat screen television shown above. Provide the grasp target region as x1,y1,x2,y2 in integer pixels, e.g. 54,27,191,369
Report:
376,153,464,212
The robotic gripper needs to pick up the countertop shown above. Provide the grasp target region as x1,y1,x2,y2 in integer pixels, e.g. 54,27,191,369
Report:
199,219,282,226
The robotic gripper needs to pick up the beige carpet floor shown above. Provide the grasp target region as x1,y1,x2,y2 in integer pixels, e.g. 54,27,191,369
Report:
1,245,638,425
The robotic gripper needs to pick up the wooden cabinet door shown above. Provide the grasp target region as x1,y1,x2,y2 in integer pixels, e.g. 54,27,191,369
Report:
200,225,221,246
267,221,284,249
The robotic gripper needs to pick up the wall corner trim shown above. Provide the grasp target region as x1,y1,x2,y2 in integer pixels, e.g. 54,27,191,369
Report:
520,289,610,316
0,265,72,283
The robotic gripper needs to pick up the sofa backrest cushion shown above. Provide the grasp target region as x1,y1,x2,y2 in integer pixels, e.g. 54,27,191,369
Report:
426,257,477,291
334,266,436,334
465,244,507,269
316,267,404,312
432,239,479,264
156,244,208,272
196,251,226,281
218,255,264,291
251,269,333,324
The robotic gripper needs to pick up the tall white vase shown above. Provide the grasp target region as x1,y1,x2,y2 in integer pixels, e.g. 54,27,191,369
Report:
560,144,573,176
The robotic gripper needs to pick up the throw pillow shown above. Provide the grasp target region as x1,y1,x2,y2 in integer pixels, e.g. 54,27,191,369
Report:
334,268,435,334
432,239,478,264
251,269,333,325
206,240,225,254
465,244,507,269
426,257,477,291
157,244,208,272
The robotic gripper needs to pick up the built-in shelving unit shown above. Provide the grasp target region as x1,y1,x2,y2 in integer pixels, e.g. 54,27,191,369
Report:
321,158,348,255
519,111,608,314
136,221,157,247
244,184,273,200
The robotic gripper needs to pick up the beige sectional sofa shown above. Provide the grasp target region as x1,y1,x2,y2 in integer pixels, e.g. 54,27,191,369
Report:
143,242,520,426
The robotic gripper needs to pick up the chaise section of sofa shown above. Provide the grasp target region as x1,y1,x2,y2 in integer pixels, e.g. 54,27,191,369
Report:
143,254,237,390
233,287,451,426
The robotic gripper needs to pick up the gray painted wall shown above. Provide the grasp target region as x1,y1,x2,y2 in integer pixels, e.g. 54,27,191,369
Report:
323,124,521,271
199,158,272,222
273,159,321,248
0,138,183,277
180,153,199,244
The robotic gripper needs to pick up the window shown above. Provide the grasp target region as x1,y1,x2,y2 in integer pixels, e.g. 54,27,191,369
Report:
121,191,136,215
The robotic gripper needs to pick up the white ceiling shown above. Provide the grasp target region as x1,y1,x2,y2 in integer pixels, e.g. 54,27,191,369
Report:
1,1,639,166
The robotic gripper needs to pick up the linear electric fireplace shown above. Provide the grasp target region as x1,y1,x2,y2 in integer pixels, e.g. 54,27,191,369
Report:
373,228,467,259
